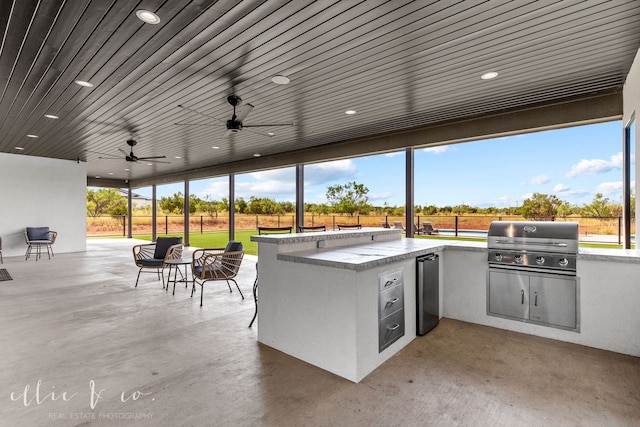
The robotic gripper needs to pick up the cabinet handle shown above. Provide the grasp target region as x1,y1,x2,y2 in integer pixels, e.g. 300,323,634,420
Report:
534,291,538,307
385,297,399,307
386,323,400,331
521,289,524,304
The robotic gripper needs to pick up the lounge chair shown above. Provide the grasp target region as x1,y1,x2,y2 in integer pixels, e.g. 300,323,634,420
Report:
423,222,440,235
413,223,424,235
392,221,405,231
298,225,326,232
337,224,362,230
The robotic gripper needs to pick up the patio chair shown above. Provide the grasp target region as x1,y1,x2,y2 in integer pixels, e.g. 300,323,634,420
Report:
132,237,183,288
24,227,57,261
413,223,424,235
337,224,362,230
381,221,391,228
392,221,405,231
191,241,245,307
423,222,440,235
298,225,326,232
250,226,293,327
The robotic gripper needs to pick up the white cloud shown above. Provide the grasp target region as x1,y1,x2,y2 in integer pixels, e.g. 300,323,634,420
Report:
383,151,403,158
421,145,449,154
368,191,393,201
526,174,550,185
553,183,569,193
595,181,623,195
304,159,357,185
566,152,623,178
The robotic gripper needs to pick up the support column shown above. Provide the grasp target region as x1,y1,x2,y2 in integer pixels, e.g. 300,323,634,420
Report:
296,164,304,232
229,174,235,241
127,183,132,239
184,180,190,247
623,124,631,249
405,147,415,238
152,185,157,242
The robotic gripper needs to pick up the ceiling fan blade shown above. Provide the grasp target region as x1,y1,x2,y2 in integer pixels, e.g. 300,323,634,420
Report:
235,103,254,122
177,104,225,124
98,156,122,160
142,159,171,164
137,156,167,160
174,122,217,127
243,122,294,127
118,148,128,156
223,129,236,138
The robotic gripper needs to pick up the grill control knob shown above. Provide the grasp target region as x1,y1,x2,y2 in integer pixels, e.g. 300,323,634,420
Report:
494,253,503,261
514,255,522,263
536,256,545,265
558,258,569,267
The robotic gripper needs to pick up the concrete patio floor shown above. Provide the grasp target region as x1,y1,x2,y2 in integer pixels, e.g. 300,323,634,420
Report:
0,238,638,426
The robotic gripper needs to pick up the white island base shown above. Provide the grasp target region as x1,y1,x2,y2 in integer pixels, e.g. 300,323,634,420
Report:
252,229,444,383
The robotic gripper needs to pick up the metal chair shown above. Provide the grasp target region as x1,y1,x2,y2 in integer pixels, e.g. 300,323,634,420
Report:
132,237,183,288
250,226,293,327
191,241,244,307
24,227,57,261
297,225,326,232
337,224,362,230
422,222,440,235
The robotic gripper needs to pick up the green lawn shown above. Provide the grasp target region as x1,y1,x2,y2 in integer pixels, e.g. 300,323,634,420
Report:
130,230,260,255
91,231,632,254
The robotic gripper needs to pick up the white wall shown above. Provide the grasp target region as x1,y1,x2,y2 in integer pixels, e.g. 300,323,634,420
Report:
0,153,87,257
623,48,640,233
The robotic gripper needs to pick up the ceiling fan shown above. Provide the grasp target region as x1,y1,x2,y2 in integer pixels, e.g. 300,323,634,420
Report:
86,139,170,164
175,95,293,137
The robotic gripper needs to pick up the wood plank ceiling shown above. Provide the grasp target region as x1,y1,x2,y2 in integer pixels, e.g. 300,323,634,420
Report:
1,0,639,185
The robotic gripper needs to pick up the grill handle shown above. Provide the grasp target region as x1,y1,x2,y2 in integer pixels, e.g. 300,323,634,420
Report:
493,240,568,247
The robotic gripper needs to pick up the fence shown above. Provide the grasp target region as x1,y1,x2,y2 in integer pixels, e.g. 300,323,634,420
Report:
86,214,635,244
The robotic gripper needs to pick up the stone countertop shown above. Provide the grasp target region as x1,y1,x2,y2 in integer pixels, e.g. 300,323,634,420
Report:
250,227,402,244
277,239,484,271
274,236,640,270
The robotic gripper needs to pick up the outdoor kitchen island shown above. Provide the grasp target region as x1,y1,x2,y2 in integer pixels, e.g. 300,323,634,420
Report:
251,228,454,382
252,227,640,383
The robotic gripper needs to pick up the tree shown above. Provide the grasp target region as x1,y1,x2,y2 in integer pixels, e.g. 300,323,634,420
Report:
581,193,613,218
198,196,220,218
247,197,284,215
325,181,371,216
159,192,198,214
521,193,561,220
86,189,127,217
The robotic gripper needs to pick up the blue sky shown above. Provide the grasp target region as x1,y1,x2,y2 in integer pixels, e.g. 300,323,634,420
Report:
137,120,633,208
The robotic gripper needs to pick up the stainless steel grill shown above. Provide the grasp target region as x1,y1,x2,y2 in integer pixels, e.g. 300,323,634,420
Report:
486,221,580,331
488,221,579,275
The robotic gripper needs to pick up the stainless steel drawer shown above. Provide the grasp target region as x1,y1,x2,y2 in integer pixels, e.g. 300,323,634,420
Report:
379,269,403,292
379,309,404,352
379,284,404,318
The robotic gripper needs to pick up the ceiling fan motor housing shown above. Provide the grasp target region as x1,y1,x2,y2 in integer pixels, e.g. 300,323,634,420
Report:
226,120,242,131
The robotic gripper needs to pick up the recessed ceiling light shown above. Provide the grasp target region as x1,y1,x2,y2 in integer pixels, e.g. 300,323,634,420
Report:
267,132,275,136
108,172,114,175
136,10,160,24
271,75,290,85
44,114,59,119
212,146,220,149
124,168,130,171
14,146,25,150
146,163,153,166
75,80,94,87
26,134,38,138
481,71,499,80
253,153,261,157
174,156,182,159
95,176,101,179
345,110,356,115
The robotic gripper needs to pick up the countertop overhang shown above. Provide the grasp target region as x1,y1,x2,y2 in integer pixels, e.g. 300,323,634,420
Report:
261,233,640,270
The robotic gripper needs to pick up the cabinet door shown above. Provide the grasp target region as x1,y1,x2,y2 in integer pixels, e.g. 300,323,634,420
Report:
529,276,577,329
488,270,529,320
